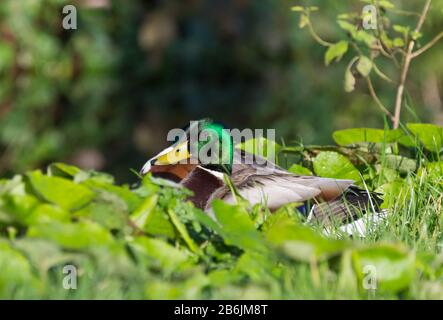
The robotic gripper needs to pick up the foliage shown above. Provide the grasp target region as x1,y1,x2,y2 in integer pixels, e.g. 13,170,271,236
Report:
2,123,443,299
292,0,443,128
1,1,443,180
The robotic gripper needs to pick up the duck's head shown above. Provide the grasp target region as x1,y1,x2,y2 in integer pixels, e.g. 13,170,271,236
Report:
140,119,233,181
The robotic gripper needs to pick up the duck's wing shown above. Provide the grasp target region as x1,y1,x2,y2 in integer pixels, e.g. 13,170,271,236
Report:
206,165,354,211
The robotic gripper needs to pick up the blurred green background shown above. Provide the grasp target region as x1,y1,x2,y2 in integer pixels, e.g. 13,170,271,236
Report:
0,0,442,182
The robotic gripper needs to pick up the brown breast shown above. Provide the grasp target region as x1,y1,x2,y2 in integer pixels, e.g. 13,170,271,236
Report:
180,166,224,209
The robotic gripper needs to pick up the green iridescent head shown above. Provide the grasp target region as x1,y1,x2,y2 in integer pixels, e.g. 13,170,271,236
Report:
142,119,233,175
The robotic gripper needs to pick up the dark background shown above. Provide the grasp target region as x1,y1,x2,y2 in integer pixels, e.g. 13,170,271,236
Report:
0,0,442,182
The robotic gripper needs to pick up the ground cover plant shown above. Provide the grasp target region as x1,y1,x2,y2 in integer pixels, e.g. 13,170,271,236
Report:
1,123,443,299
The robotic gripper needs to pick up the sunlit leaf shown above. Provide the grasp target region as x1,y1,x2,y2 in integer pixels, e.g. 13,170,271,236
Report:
407,123,443,153
356,56,372,77
313,151,361,182
344,68,356,92
26,171,95,211
352,244,415,292
325,41,348,66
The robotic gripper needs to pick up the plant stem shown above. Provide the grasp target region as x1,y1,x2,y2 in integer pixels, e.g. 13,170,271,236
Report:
307,17,333,47
367,77,395,121
411,31,443,58
393,0,432,129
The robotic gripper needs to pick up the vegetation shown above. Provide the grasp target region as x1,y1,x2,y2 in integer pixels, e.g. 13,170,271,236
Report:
2,123,443,299
1,1,443,180
1,0,443,300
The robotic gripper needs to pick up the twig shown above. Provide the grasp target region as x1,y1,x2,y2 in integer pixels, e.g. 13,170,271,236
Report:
393,0,432,129
366,77,395,121
372,62,395,84
411,30,443,58
307,17,333,47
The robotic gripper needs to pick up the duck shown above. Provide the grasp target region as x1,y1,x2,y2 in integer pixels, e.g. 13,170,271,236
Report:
140,119,383,229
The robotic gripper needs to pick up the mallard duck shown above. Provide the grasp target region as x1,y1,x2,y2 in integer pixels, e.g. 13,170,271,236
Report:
140,119,382,231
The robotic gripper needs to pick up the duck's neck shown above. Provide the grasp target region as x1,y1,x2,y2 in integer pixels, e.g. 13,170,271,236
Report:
181,166,224,209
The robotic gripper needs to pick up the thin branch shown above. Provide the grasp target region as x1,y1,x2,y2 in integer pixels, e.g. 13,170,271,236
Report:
411,30,443,58
366,77,395,121
372,62,395,84
393,0,432,129
306,16,333,47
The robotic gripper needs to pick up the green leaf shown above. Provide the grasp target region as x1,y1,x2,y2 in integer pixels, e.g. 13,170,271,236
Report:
332,128,402,145
356,56,372,77
375,180,407,209
407,123,443,153
393,38,405,47
325,41,348,66
74,201,127,231
130,236,191,272
384,155,417,173
344,68,356,92
82,179,141,212
130,194,158,229
352,244,415,292
291,6,304,12
237,137,281,163
379,0,395,9
27,221,114,249
0,241,37,296
393,25,409,35
313,151,361,182
338,20,357,34
411,31,422,40
143,208,177,239
299,14,309,29
211,200,268,254
168,209,200,254
47,162,81,178
26,171,95,210
265,213,348,262
288,164,313,175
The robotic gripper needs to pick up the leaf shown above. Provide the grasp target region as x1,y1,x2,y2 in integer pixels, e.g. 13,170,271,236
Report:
393,38,405,47
411,31,422,40
26,171,95,211
130,195,158,229
384,155,416,173
168,209,200,254
288,164,313,175
74,201,127,231
211,200,268,254
143,208,177,239
237,137,281,163
338,20,357,34
393,25,409,35
265,213,348,262
130,236,191,272
352,244,415,292
407,123,443,153
356,56,372,77
0,241,37,296
325,41,348,66
82,179,141,212
27,221,114,249
47,162,81,178
291,6,304,12
299,14,309,29
333,128,403,145
379,0,395,9
313,151,361,182
375,180,407,209
344,68,356,92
